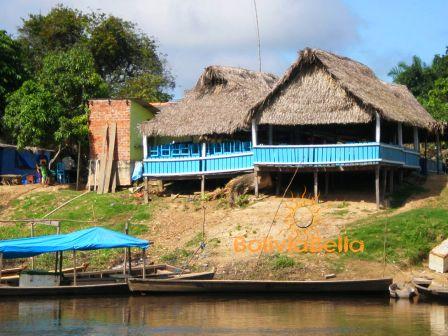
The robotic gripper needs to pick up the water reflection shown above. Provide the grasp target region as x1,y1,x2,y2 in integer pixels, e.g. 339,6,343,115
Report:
0,295,447,335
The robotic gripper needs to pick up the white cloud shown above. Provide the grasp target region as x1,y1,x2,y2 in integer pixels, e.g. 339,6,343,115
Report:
0,0,361,98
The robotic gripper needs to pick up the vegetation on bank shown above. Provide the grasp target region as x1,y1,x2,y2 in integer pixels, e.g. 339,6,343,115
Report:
344,179,448,267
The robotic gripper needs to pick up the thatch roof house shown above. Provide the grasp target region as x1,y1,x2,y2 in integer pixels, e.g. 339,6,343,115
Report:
141,66,278,138
249,48,437,131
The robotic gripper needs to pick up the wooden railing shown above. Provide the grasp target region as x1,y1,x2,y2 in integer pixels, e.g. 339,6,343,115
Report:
253,143,421,168
143,152,253,177
142,142,424,177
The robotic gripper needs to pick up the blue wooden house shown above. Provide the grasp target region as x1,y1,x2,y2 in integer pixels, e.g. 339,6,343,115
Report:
138,50,442,207
248,48,441,207
139,66,277,191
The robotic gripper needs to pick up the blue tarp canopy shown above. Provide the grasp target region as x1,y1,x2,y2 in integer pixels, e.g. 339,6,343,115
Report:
0,227,149,259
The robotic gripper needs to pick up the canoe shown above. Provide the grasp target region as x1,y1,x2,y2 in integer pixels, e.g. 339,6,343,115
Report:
129,270,216,292
389,283,416,299
0,282,128,297
414,281,448,301
128,277,392,294
0,266,27,276
0,265,208,297
0,264,88,283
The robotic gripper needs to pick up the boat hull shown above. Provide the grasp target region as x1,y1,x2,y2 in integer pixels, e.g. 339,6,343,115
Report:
128,278,392,294
0,283,129,297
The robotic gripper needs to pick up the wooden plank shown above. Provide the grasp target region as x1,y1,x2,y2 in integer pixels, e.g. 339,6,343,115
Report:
103,123,117,194
97,125,109,194
111,161,117,193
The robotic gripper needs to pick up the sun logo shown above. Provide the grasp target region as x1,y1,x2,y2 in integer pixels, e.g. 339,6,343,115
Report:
282,188,321,240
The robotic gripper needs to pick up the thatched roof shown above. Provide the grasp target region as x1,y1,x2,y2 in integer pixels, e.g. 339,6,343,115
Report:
250,48,437,130
140,66,278,137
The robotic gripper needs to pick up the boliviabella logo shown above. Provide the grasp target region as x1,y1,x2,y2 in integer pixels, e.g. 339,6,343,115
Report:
233,192,365,254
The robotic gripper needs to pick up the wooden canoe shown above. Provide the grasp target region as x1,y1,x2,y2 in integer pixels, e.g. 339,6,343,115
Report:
128,277,392,294
0,264,88,283
0,265,27,276
414,283,448,301
0,282,128,297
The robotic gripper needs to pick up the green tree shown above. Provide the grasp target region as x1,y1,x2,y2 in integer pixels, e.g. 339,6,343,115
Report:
3,47,107,150
390,48,448,122
389,56,435,100
18,5,174,101
88,15,174,99
18,5,88,72
0,30,26,116
425,78,448,122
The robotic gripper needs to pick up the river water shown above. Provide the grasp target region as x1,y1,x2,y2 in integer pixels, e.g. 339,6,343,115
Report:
0,295,447,335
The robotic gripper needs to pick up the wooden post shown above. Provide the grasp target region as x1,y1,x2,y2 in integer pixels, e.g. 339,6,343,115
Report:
436,132,441,174
413,127,419,152
389,169,394,193
268,125,273,145
275,173,282,196
142,249,146,279
125,222,131,278
375,166,380,209
0,253,3,283
201,142,206,196
59,252,63,273
144,177,149,204
399,169,404,185
254,169,259,197
375,112,381,143
87,160,92,191
251,119,258,146
313,170,319,203
94,160,99,191
397,123,403,147
73,250,77,286
201,175,206,197
54,252,59,274
54,222,61,274
142,136,148,159
382,168,388,196
324,172,329,196
30,222,35,270
76,141,81,191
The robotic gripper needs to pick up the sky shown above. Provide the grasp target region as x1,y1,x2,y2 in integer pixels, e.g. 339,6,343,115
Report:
1,0,447,99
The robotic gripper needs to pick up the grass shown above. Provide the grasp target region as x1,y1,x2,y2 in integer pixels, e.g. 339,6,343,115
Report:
269,254,296,270
2,188,156,270
343,184,448,266
160,248,192,265
388,181,427,208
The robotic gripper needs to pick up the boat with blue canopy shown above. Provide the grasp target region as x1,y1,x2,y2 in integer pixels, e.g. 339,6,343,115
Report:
0,227,150,296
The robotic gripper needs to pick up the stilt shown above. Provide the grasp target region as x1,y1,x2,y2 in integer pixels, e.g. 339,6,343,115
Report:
398,169,404,185
313,170,318,203
254,169,259,197
389,169,394,193
375,166,380,209
275,173,282,196
201,175,205,197
382,168,387,196
144,177,149,204
324,172,329,196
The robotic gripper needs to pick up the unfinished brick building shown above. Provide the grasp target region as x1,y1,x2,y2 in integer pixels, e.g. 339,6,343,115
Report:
88,99,156,186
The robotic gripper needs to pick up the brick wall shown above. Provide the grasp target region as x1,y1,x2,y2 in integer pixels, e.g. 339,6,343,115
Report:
88,99,131,161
